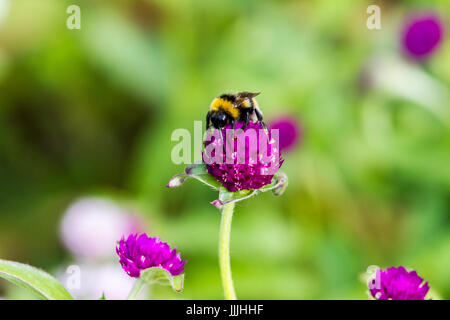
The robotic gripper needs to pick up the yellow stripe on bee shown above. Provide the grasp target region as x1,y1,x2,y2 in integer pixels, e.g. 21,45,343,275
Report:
252,98,260,109
240,100,251,108
239,98,259,109
210,98,240,118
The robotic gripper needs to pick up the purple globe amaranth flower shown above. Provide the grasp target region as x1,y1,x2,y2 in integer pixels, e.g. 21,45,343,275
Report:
268,116,302,153
116,234,186,278
203,121,283,192
402,13,445,61
369,266,430,300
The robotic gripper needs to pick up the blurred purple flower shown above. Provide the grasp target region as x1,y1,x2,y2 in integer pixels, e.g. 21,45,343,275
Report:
203,121,283,192
116,233,186,278
268,116,302,153
402,13,444,61
60,197,144,260
369,266,430,300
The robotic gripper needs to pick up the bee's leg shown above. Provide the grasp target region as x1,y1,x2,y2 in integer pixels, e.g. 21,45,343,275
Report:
231,121,236,141
260,121,268,133
242,112,250,131
255,108,268,136
206,111,211,130
224,120,235,154
254,108,264,124
218,125,225,146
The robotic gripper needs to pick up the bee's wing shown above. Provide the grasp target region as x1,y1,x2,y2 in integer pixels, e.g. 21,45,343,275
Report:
234,91,261,107
233,97,245,107
237,91,260,99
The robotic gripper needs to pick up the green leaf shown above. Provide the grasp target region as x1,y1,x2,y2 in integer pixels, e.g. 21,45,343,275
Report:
140,267,184,293
168,163,288,210
167,162,222,190
0,259,74,300
211,171,288,209
99,292,106,300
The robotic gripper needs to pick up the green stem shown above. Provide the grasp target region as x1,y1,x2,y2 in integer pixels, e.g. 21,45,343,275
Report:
219,202,237,300
127,278,145,300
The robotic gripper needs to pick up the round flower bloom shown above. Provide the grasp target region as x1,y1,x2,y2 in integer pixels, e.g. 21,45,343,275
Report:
402,13,444,61
369,266,430,300
116,233,186,278
268,116,302,153
60,197,144,260
203,121,283,192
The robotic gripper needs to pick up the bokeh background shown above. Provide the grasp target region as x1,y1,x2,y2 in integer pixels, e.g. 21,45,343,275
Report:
0,0,449,299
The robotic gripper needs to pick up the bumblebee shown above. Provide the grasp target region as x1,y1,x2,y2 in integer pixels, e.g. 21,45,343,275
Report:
206,92,267,131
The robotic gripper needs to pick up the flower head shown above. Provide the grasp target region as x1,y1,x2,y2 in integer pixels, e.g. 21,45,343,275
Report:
268,116,302,153
369,266,430,300
116,234,186,278
402,13,444,61
203,121,283,192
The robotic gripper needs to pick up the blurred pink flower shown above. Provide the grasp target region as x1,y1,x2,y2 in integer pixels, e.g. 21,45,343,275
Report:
60,197,144,260
268,115,302,153
0,0,10,26
401,12,445,61
59,263,145,300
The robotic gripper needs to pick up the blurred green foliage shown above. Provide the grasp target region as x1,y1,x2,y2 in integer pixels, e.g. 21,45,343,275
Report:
0,0,449,299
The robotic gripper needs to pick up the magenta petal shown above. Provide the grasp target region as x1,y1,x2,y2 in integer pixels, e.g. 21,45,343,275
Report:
203,122,283,192
116,233,186,277
369,266,430,300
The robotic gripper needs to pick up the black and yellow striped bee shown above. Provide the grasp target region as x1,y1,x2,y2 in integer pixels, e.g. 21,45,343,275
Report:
206,92,267,131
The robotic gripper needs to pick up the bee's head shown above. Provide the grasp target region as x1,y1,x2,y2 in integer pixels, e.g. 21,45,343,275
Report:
211,112,228,129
